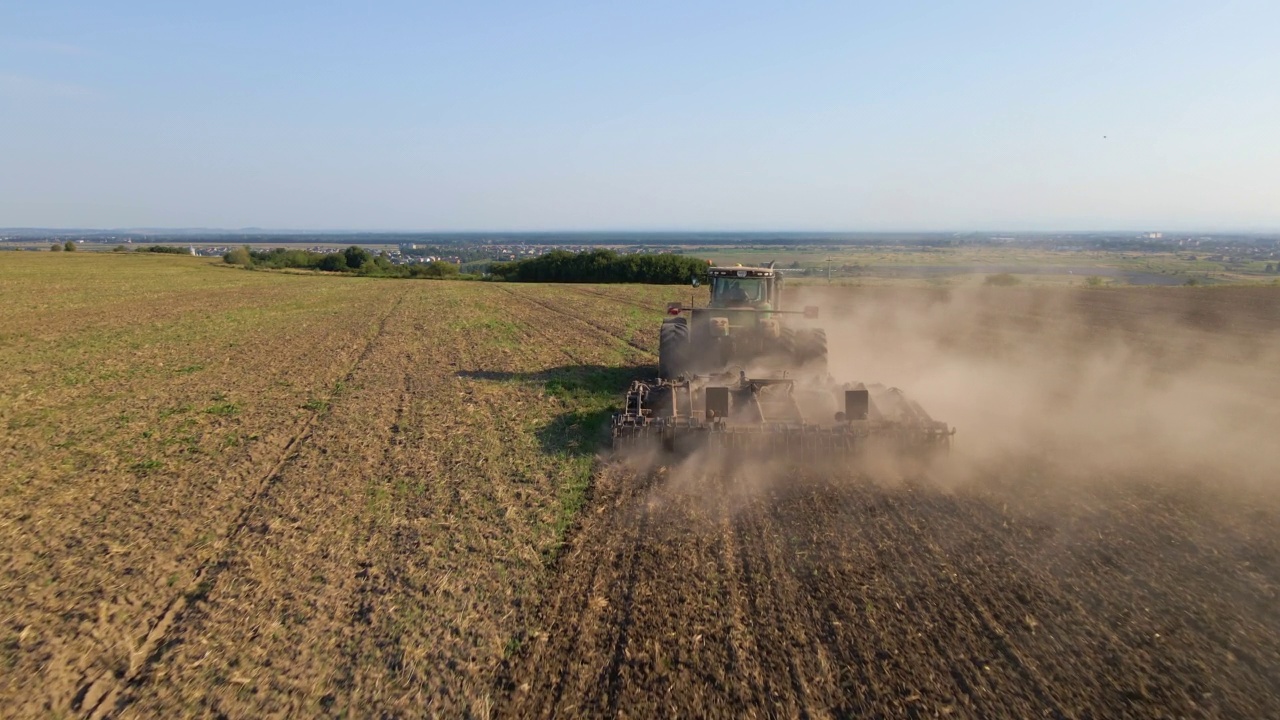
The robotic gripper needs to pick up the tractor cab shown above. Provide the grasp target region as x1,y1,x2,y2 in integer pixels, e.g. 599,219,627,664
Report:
707,265,781,310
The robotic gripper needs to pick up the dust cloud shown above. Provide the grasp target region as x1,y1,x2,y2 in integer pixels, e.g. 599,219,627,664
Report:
615,285,1280,514
799,285,1280,494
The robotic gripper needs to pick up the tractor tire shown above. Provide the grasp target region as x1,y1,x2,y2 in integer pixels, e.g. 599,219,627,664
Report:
775,326,797,369
659,317,689,379
794,328,828,375
779,325,795,351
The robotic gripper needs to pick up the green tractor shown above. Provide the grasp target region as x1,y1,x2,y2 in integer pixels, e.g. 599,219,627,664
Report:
658,263,826,379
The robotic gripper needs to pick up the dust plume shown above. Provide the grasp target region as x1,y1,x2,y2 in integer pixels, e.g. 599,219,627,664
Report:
799,285,1280,494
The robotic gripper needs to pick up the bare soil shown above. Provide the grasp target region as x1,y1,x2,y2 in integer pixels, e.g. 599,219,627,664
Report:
503,466,1280,718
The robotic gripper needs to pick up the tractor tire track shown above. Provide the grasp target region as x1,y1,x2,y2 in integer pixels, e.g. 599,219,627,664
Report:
74,289,409,719
329,360,414,703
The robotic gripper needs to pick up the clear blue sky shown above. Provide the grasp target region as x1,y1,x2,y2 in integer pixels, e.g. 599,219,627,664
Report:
2,1,1277,231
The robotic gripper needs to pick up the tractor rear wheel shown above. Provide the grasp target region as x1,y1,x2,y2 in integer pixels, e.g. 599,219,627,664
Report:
778,326,796,363
659,317,689,379
794,328,828,375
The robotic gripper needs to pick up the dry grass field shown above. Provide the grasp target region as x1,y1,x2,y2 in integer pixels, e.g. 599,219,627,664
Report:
3,253,1279,718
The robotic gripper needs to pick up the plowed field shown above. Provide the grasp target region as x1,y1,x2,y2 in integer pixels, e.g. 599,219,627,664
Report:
506,468,1280,718
3,254,1278,718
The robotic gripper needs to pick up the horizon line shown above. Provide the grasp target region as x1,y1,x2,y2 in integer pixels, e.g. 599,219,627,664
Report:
4,227,1279,236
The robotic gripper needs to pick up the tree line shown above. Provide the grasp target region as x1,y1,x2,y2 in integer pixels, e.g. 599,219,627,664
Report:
51,243,188,253
223,246,463,278
220,246,708,284
488,249,709,284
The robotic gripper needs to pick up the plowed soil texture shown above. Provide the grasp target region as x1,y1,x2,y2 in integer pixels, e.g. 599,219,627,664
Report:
2,254,1278,718
505,467,1280,719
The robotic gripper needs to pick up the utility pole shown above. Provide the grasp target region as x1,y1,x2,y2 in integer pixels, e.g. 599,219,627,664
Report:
826,257,833,284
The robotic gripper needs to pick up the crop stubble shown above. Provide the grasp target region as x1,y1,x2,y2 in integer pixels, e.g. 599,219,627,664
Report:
95,275,675,717
1,257,411,716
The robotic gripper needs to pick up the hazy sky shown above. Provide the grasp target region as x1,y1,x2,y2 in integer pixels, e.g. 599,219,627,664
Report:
2,1,1278,231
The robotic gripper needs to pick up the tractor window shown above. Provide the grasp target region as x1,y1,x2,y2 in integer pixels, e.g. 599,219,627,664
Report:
712,277,766,305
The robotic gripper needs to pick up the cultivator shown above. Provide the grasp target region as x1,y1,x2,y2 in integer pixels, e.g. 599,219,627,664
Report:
612,371,953,462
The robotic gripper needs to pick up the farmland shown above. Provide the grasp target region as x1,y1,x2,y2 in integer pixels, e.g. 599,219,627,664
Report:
3,253,1280,718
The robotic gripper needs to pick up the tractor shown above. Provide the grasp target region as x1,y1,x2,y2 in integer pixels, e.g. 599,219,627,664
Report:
658,263,827,379
612,262,954,460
